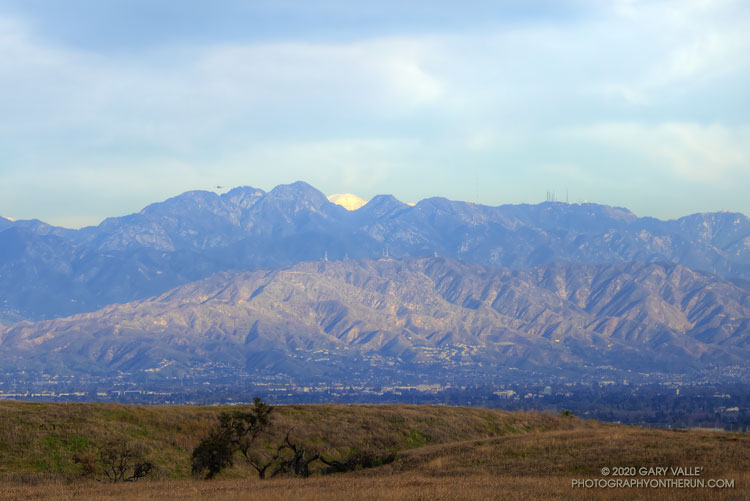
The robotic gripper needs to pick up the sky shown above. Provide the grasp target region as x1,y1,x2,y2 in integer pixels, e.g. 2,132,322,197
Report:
0,0,748,228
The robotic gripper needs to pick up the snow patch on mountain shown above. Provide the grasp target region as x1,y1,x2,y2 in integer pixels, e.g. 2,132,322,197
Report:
328,193,368,211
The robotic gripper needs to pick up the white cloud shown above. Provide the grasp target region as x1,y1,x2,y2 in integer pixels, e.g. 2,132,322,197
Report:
0,17,447,148
1,3,747,142
565,122,750,183
219,138,422,192
1,1,749,223
189,37,444,115
587,0,750,105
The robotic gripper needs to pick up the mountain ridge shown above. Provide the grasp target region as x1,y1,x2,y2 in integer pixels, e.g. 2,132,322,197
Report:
2,257,748,377
2,181,750,323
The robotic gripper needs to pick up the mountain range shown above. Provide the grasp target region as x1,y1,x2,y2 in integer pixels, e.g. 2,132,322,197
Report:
2,181,750,379
2,257,749,377
2,181,750,325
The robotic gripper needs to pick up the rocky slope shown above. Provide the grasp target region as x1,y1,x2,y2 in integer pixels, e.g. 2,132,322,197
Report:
2,257,748,376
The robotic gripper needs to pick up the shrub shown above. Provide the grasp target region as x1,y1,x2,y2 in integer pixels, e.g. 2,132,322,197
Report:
74,440,153,482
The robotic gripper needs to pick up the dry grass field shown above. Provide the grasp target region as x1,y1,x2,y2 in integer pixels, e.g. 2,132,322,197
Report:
0,402,747,500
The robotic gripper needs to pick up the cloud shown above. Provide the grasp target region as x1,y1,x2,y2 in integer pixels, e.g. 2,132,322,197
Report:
0,1,749,224
0,23,446,125
564,122,750,183
587,0,750,105
2,3,747,144
217,138,422,192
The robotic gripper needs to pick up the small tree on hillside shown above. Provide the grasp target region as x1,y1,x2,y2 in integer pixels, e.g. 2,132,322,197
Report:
74,440,153,482
273,430,321,478
192,397,274,479
190,429,235,479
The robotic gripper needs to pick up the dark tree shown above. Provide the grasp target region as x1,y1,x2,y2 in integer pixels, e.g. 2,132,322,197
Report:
192,397,275,479
74,440,153,482
273,431,321,478
192,398,333,480
219,397,273,464
318,448,397,473
190,430,234,479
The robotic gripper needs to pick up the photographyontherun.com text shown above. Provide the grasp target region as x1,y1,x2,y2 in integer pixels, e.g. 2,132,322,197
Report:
571,466,735,490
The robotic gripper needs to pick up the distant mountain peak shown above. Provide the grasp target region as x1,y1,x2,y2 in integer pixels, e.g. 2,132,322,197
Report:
221,186,266,209
416,197,451,208
266,181,328,202
327,193,368,211
138,189,222,214
358,194,409,218
366,194,403,206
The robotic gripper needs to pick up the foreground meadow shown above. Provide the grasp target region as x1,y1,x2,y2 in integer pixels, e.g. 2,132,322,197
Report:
0,402,747,500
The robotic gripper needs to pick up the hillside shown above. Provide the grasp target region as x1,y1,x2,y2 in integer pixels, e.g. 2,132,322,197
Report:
0,401,586,482
2,257,749,377
0,402,747,500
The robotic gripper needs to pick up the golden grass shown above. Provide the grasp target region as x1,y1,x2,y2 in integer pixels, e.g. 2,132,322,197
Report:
0,402,747,499
1,471,747,501
0,402,573,480
391,427,750,478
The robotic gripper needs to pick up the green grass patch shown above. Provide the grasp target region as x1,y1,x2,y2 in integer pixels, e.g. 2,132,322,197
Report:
405,429,428,447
